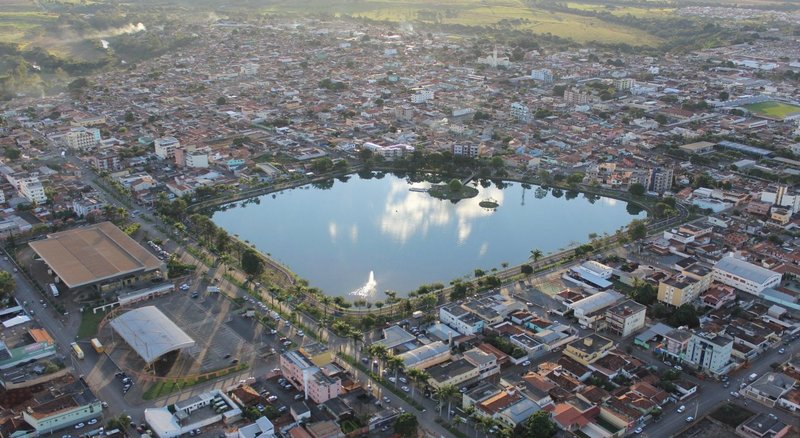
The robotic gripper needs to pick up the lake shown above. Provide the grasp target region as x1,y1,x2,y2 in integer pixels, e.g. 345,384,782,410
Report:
211,173,646,300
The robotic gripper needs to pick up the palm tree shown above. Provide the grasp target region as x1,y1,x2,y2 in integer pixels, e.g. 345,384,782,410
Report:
367,344,389,374
349,330,364,359
435,384,457,418
320,296,332,316
387,355,405,386
529,249,543,266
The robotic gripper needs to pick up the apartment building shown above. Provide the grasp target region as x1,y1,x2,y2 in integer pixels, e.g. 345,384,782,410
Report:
510,102,530,122
279,349,341,404
563,334,614,366
685,332,733,376
65,127,100,150
440,303,484,336
604,300,646,338
19,176,47,204
154,136,180,160
91,153,122,172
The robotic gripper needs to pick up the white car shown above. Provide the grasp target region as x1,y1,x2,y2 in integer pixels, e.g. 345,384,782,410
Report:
74,423,85,429
686,416,694,422
522,360,531,367
87,419,98,425
677,405,686,413
388,377,397,383
674,365,683,371
401,386,410,392
634,427,643,434
399,377,408,384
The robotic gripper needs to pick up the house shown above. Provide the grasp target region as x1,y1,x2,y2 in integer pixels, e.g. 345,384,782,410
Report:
736,412,792,438
439,303,484,335
700,284,737,309
427,358,479,389
398,341,451,370
237,417,276,438
743,372,796,407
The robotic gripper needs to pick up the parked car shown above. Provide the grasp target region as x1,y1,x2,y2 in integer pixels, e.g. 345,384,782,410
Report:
74,423,85,430
677,405,686,413
686,416,694,422
267,395,278,403
399,377,408,384
674,365,683,371
388,377,396,383
522,360,531,367
401,386,410,392
383,396,391,403
294,394,303,400
278,406,288,413
87,419,98,425
634,427,643,434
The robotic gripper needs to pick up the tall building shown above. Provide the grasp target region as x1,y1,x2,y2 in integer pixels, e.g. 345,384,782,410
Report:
604,300,646,337
650,166,673,194
510,102,530,122
154,136,180,160
615,78,635,91
91,154,121,172
685,332,733,375
65,127,100,150
452,144,480,158
19,176,46,204
563,88,591,105
531,69,554,83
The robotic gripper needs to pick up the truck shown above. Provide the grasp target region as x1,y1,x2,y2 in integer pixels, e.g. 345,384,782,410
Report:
412,310,424,319
207,286,221,293
749,373,758,382
90,338,104,354
49,283,59,297
71,342,85,360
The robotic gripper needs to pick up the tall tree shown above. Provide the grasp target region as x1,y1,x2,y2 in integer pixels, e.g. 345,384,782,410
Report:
435,384,457,418
0,271,15,300
241,248,264,279
393,412,418,438
521,410,557,438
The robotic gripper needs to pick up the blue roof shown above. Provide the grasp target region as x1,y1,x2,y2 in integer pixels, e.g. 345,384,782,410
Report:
718,140,772,157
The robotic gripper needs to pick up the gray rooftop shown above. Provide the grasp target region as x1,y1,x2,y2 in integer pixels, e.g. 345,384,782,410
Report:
714,256,781,285
109,306,195,363
374,325,416,350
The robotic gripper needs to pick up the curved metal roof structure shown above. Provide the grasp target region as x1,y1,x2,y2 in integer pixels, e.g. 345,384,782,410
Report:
109,306,195,364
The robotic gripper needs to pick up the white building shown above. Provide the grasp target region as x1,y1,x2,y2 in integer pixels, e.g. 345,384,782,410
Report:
712,256,782,295
72,197,105,218
531,69,554,83
154,136,180,160
760,185,800,214
237,417,275,438
604,300,646,338
19,176,46,204
145,390,241,438
239,63,259,76
510,102,530,122
185,150,210,168
410,89,434,104
685,332,733,376
65,127,100,150
439,303,484,336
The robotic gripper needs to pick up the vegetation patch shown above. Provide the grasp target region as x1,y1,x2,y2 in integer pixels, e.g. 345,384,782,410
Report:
710,403,754,428
744,101,800,120
77,309,108,339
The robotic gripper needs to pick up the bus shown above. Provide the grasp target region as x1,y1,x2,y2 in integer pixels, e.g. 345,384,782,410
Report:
90,338,104,354
71,342,85,360
49,283,59,297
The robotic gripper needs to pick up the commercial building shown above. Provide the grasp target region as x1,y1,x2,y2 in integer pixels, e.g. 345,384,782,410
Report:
712,256,782,295
685,332,733,376
679,141,715,155
71,197,105,218
154,136,180,160
563,334,614,366
109,306,196,365
604,300,646,337
531,69,554,83
0,327,56,369
398,341,451,370
21,384,102,435
29,222,164,291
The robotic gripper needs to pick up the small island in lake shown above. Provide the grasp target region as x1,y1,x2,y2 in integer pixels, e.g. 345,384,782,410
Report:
479,198,499,209
428,179,479,200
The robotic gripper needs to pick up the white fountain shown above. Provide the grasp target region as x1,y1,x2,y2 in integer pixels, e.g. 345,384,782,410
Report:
350,271,377,299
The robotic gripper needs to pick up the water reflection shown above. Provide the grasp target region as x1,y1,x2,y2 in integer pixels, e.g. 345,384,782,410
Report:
379,180,505,244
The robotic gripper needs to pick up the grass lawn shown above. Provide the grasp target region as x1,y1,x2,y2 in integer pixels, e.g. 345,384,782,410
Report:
0,11,58,44
142,364,248,400
77,309,108,339
744,101,800,120
709,403,754,428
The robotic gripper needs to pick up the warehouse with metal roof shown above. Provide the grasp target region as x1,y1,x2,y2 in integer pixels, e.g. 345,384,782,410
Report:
29,222,163,290
109,306,195,364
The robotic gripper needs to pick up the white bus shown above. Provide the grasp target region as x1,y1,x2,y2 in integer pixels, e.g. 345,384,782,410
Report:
49,283,59,297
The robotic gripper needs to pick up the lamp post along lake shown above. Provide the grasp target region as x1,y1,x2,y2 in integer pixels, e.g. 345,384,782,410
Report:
211,173,646,301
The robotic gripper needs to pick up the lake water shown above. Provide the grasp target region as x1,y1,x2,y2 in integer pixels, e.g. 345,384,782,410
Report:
211,173,645,300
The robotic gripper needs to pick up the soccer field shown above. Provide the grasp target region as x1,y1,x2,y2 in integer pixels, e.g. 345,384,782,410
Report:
744,101,800,119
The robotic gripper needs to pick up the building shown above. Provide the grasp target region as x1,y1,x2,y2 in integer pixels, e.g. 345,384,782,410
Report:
91,153,121,172
452,144,480,158
184,149,210,168
510,102,530,122
685,332,733,376
604,300,646,337
65,127,100,150
679,141,715,155
462,347,499,380
279,349,341,404
564,89,591,105
427,358,480,389
657,275,706,306
743,373,796,407
712,256,782,295
18,176,46,204
410,89,434,104
154,136,180,160
71,197,105,218
145,390,241,438
439,303,484,336
736,413,791,438
531,69,554,83
29,222,164,291
615,78,635,91
649,167,673,194
21,385,102,435
0,327,56,369
563,334,614,366
398,341,451,370
237,417,275,438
